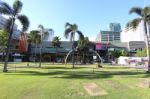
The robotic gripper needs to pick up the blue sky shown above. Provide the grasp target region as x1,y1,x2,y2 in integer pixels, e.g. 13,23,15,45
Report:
3,0,150,41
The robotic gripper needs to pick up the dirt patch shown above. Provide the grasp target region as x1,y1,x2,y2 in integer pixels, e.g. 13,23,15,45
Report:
105,80,130,90
83,83,107,96
137,78,150,88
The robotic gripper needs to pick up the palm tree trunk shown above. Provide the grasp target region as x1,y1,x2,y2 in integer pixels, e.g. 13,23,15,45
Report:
83,53,85,64
39,42,42,68
72,34,75,68
39,32,43,68
2,48,5,61
56,47,58,63
35,43,37,63
144,21,150,72
3,18,15,72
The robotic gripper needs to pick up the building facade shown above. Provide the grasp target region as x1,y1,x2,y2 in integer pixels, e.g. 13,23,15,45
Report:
121,21,146,42
96,31,120,43
121,21,150,51
0,15,21,61
0,15,21,40
42,28,54,41
96,23,121,43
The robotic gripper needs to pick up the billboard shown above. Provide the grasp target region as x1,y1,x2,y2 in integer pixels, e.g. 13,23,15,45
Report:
96,43,103,50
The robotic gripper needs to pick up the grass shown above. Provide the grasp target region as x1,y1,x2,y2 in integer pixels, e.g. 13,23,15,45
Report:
0,62,150,99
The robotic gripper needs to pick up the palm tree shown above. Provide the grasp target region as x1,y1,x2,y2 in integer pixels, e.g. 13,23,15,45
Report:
38,25,51,67
27,30,41,62
52,36,61,62
126,6,150,72
77,37,90,64
0,29,8,61
38,25,45,67
64,22,84,68
0,0,29,72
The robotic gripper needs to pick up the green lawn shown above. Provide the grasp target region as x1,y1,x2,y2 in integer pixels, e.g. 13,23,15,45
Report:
0,62,150,99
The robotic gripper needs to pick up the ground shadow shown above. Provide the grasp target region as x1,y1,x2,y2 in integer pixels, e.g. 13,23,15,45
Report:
4,68,150,79
41,66,87,70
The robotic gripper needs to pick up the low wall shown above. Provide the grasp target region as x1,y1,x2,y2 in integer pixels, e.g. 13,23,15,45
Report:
118,56,148,66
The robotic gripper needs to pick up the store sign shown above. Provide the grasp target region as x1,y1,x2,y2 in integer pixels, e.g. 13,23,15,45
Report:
96,43,103,50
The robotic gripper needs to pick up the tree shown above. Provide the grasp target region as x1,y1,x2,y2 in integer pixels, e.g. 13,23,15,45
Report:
135,48,147,57
64,22,84,68
27,30,41,61
0,29,8,51
110,50,122,58
27,30,41,45
38,25,50,67
0,29,8,60
126,6,150,72
77,37,90,64
121,49,128,56
52,36,61,62
0,0,29,72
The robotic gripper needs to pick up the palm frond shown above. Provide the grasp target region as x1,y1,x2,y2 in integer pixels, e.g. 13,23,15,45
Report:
126,18,142,30
64,28,72,39
143,6,150,16
129,7,142,16
147,14,150,23
70,32,74,42
13,0,23,14
52,36,61,47
17,14,29,32
73,24,78,31
30,30,39,35
65,22,72,29
5,17,13,31
38,24,44,30
0,1,13,15
48,29,54,33
28,30,40,44
77,31,84,40
44,32,49,35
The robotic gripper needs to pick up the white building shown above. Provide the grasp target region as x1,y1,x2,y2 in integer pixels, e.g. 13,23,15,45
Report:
121,21,150,43
121,21,150,51
43,28,54,41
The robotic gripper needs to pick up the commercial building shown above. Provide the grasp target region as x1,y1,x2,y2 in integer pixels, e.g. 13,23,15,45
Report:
42,28,54,41
0,15,21,40
95,21,150,52
96,31,120,43
121,21,150,51
0,15,21,61
96,23,121,43
28,41,96,63
121,21,146,42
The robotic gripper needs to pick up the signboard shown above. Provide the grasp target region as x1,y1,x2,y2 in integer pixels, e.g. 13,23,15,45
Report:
96,43,103,50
